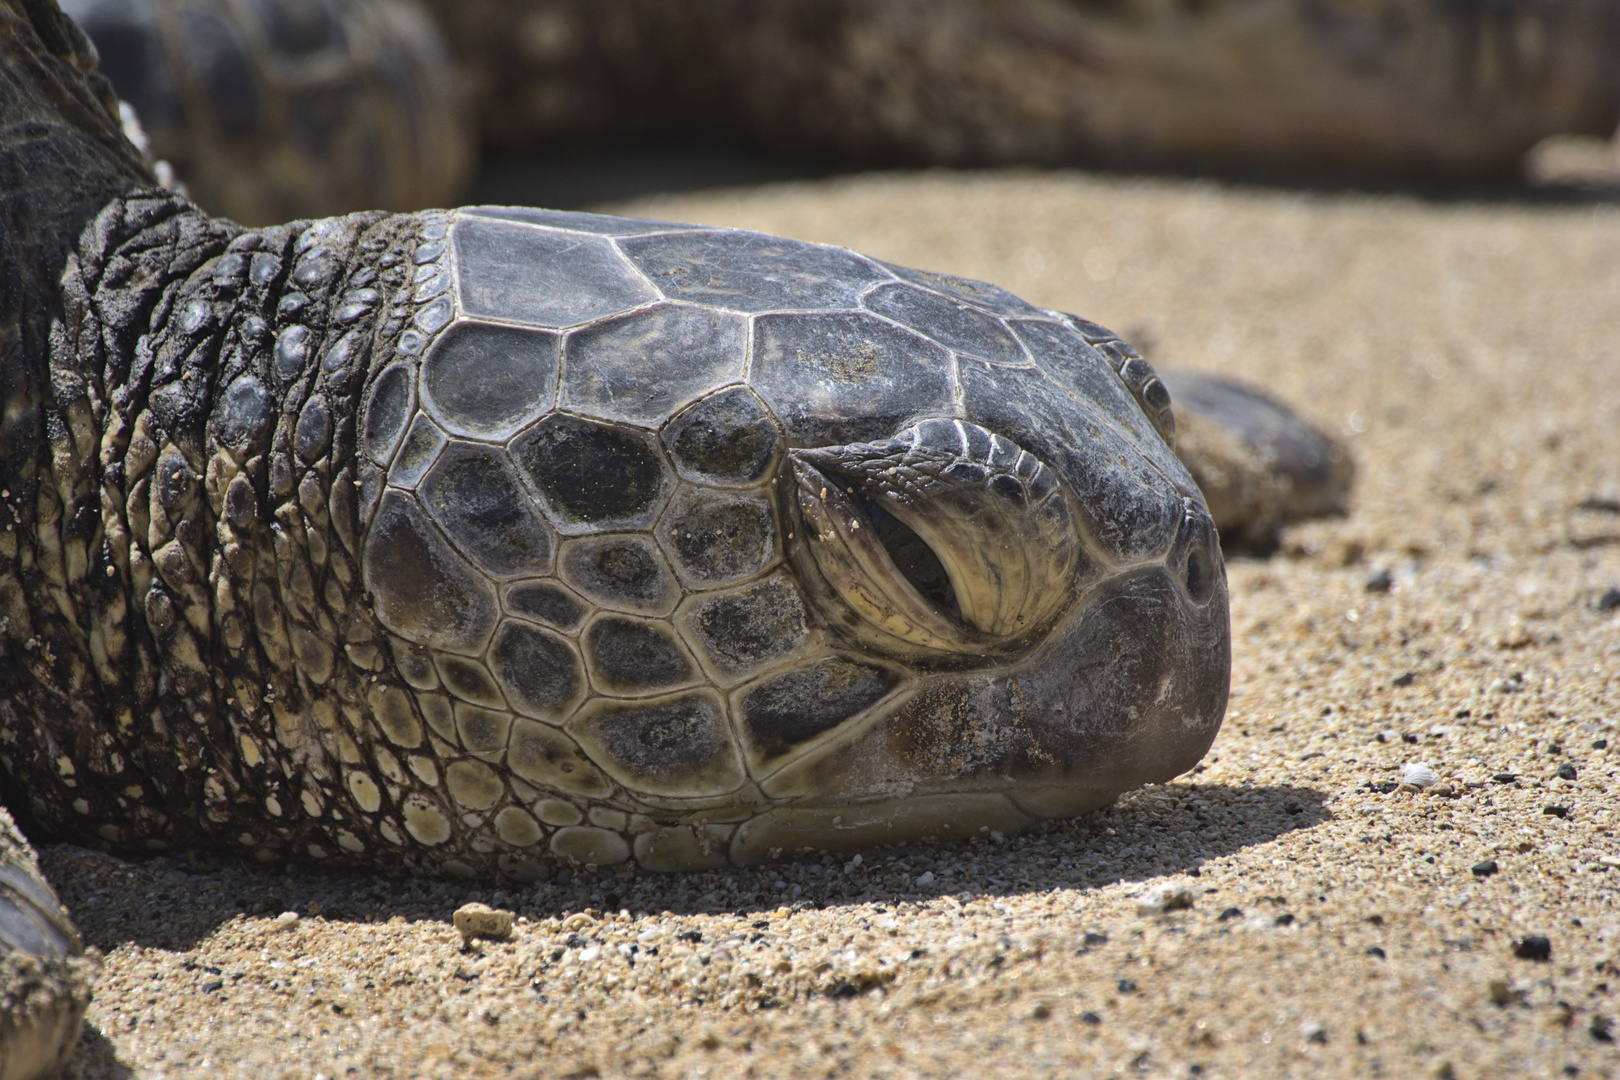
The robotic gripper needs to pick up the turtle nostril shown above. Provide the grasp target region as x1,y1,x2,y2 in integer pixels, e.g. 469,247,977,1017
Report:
1184,547,1212,604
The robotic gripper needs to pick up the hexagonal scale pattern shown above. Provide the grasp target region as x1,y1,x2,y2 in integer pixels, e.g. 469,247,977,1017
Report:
736,657,901,772
420,443,555,578
569,691,745,798
562,303,746,426
338,210,1214,866
680,574,810,680
451,218,656,329
513,415,670,530
656,488,777,589
420,321,558,440
620,229,890,313
661,387,782,487
363,492,498,655
559,534,678,615
752,311,953,445
583,615,697,696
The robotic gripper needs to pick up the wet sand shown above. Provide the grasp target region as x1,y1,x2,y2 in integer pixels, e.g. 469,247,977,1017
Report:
47,167,1620,1079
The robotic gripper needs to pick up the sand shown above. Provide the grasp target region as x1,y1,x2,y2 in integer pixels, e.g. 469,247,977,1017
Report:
38,167,1620,1079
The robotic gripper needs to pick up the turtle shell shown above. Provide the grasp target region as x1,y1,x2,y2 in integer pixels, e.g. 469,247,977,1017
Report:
353,207,1229,875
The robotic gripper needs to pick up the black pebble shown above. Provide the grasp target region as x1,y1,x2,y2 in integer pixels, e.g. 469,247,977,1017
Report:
1548,743,1563,755
1275,913,1296,927
1491,773,1519,784
679,930,703,943
1366,946,1386,959
1544,805,1571,819
1557,764,1578,781
1217,907,1243,922
1591,1016,1614,1043
1116,979,1137,993
1471,860,1499,878
1401,732,1420,744
1365,569,1393,593
1513,935,1553,961
1594,739,1609,750
1082,931,1108,947
200,980,224,993
1391,671,1415,687
1080,1011,1102,1025
1595,587,1620,612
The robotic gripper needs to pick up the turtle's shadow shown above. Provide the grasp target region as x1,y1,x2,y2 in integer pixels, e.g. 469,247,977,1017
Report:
39,780,1327,954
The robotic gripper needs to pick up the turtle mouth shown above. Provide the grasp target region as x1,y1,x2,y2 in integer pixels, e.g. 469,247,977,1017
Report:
785,419,1083,664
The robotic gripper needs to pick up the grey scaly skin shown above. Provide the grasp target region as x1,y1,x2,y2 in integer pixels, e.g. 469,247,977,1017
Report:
1,0,1232,1071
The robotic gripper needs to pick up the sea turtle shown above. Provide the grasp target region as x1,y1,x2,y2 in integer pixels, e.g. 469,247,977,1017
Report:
0,1,1352,1073
64,0,1620,225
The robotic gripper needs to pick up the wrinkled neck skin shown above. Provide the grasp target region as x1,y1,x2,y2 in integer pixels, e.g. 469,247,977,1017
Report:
0,0,435,863
1,180,439,865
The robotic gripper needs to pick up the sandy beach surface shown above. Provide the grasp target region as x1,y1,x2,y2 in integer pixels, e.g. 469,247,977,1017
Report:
39,166,1620,1080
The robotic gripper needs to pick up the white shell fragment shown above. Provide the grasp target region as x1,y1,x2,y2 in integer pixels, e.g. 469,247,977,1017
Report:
1136,885,1195,914
453,902,515,944
1401,763,1440,789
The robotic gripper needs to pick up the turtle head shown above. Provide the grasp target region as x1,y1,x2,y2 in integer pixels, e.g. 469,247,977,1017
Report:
742,412,1229,860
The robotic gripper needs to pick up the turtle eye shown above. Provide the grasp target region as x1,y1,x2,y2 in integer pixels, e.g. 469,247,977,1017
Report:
785,419,1083,664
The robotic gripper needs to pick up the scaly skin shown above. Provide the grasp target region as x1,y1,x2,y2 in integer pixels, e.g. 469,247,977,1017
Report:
0,4,443,1068
0,0,469,874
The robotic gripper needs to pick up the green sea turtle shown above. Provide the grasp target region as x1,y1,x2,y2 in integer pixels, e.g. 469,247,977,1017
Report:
63,0,1620,225
0,2,1351,1073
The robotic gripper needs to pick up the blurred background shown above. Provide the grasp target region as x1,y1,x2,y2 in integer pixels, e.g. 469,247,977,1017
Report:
60,0,1620,224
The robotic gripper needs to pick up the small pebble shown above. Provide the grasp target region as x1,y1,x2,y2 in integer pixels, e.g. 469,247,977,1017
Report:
453,903,514,944
1557,764,1578,781
1401,763,1440,788
1116,978,1138,993
272,911,299,931
1512,935,1552,961
1079,1011,1102,1026
1364,569,1394,593
1391,671,1415,687
1492,773,1519,784
1471,860,1499,878
1301,1021,1327,1044
914,871,935,887
1136,885,1194,914
1366,947,1387,959
1543,805,1571,819
1593,587,1620,612
1217,907,1243,922
1487,979,1514,1006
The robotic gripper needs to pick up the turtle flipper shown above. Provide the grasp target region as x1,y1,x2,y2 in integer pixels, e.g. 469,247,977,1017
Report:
0,806,95,1080
1159,370,1355,554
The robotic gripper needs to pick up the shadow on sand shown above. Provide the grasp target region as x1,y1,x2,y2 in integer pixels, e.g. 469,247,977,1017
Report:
39,779,1329,957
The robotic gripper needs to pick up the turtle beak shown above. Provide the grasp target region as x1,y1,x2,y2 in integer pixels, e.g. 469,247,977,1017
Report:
785,418,1083,664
